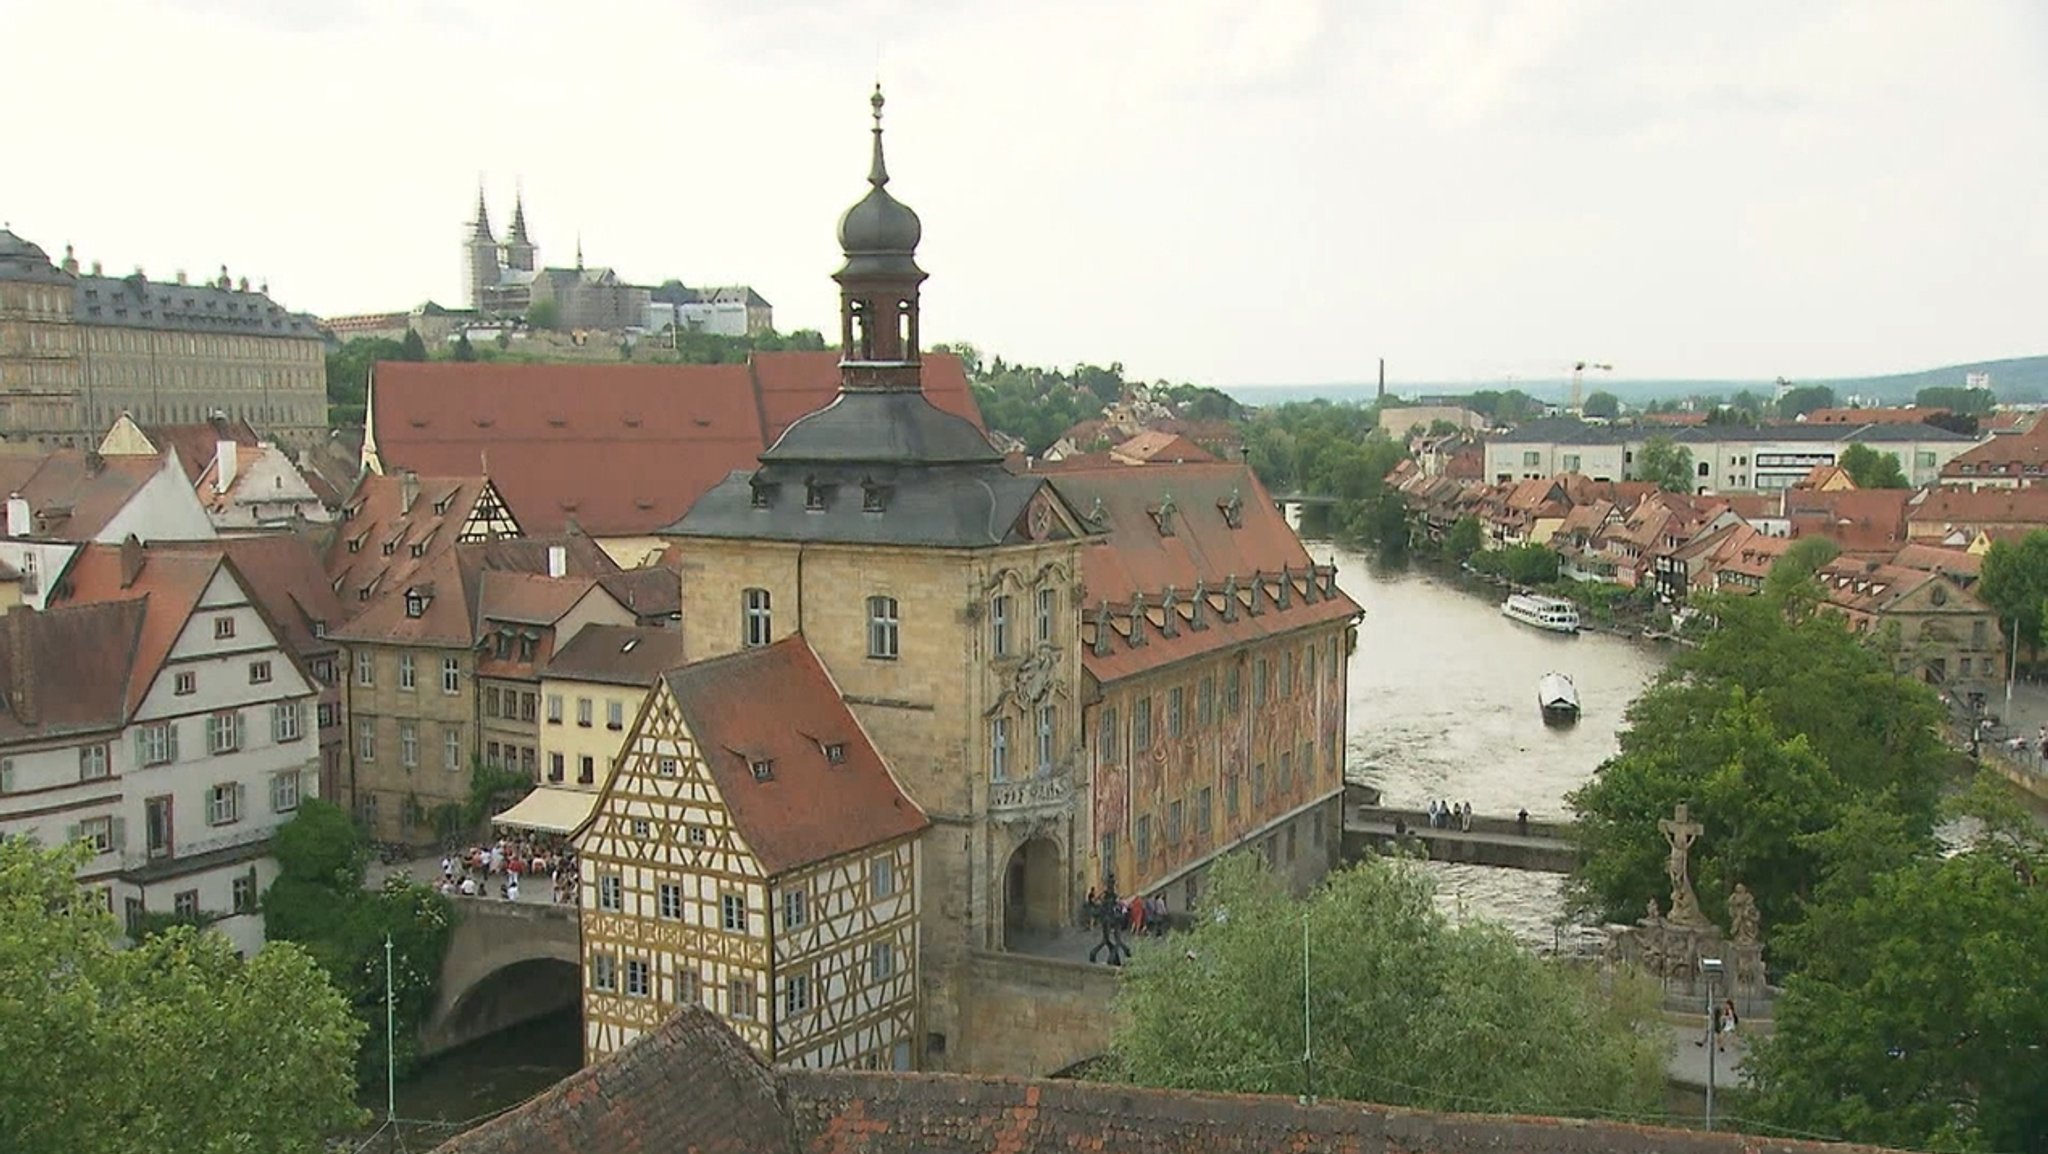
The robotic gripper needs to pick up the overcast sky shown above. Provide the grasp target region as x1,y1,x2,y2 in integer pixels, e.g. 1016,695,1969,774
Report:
7,1,2043,388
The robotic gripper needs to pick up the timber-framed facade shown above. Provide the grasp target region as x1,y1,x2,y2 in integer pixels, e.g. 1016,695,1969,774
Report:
577,638,927,1069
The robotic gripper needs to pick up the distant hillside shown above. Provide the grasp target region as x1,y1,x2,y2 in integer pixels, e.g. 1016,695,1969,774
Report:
1232,354,2048,407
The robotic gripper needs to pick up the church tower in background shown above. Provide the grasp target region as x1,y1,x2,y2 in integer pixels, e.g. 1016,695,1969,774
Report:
465,186,500,309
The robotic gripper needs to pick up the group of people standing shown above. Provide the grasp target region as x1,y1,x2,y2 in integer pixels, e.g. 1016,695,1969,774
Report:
435,833,580,904
1427,798,1474,831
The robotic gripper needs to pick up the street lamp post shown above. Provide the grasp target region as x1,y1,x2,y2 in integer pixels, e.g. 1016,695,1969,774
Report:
1699,956,1724,1131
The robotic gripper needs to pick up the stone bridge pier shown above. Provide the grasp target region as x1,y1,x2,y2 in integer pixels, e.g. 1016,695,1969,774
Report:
421,898,582,1058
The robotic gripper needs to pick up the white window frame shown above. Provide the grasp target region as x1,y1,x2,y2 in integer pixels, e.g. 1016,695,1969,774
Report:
77,743,109,781
782,888,808,930
1036,704,1055,772
248,659,272,685
658,882,682,920
271,770,301,813
990,716,1009,782
445,727,463,772
721,892,746,932
784,973,811,1016
355,650,374,686
598,874,622,911
78,815,115,855
213,615,235,640
990,594,1012,656
592,953,617,992
871,854,896,900
441,657,460,695
208,782,242,826
399,721,418,768
606,699,624,730
871,940,896,981
625,958,651,998
867,595,899,659
742,588,772,647
272,701,303,743
398,653,415,691
206,711,244,756
357,718,376,761
1035,586,1054,644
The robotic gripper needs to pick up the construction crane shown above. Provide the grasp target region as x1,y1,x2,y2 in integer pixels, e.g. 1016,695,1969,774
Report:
1570,361,1613,414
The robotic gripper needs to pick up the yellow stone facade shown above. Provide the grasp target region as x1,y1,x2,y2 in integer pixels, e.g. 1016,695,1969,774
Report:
341,643,477,843
677,533,1088,1062
538,674,649,790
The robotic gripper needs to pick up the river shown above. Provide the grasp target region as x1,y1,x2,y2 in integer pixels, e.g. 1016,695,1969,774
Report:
1320,544,1670,949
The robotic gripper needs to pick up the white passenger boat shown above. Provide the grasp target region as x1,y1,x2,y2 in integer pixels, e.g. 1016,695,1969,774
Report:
1538,672,1580,725
1501,592,1580,635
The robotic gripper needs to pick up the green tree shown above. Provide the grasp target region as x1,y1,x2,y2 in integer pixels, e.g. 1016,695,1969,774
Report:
1776,384,1837,420
452,331,477,362
1634,435,1695,494
263,800,456,1086
398,328,429,362
526,298,562,331
1747,782,2048,1153
1446,515,1484,562
1764,535,1841,600
1916,384,1996,416
1836,443,1907,488
1111,855,1667,1116
1976,530,2048,664
1581,390,1620,419
323,336,407,428
0,838,365,1154
1566,592,1948,937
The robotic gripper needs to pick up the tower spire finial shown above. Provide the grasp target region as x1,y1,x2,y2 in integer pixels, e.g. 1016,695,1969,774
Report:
868,84,889,188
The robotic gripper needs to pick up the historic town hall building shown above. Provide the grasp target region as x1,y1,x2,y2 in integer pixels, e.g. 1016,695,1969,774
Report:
579,89,1359,1075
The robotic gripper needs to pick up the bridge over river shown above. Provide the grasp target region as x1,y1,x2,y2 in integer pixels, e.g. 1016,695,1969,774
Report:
1343,798,1580,873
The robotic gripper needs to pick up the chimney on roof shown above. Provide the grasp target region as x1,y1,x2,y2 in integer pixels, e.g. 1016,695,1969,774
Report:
176,269,188,286
5,493,26,539
400,470,420,515
215,441,238,494
119,533,145,589
84,451,105,477
547,545,567,579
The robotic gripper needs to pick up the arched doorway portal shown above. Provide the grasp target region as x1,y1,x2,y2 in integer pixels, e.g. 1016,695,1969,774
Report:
1004,837,1065,948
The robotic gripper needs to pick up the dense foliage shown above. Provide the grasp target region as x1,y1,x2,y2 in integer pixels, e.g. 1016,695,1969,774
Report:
1747,781,2048,1153
1976,529,2048,664
1468,542,1560,584
1110,855,1668,1117
1775,384,1837,420
263,800,457,1086
1580,390,1620,419
1242,401,1408,552
1917,384,1997,415
0,838,364,1153
948,344,1244,454
1836,442,1908,488
1445,515,1484,562
1566,590,1949,941
1634,435,1695,494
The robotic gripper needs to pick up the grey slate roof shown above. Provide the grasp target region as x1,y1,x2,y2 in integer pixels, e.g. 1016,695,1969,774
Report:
1491,418,1972,445
72,273,322,339
671,463,1052,548
0,230,72,285
762,390,1003,466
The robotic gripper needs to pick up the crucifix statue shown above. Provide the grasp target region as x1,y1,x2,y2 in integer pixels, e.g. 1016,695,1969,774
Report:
1657,803,1711,929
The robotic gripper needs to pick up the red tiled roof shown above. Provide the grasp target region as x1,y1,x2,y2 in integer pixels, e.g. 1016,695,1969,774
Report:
1044,463,1361,683
325,473,513,611
661,637,927,875
367,353,981,536
1806,406,1943,425
52,544,226,715
539,624,689,687
1787,489,1910,554
137,417,262,485
332,534,625,650
1890,542,1983,578
432,1007,1911,1154
0,599,147,740
431,1007,789,1154
1908,485,2048,528
1941,421,2048,479
1110,431,1215,465
10,451,168,541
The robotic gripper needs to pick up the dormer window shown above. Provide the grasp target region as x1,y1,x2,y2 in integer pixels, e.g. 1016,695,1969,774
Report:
1218,489,1245,530
1150,494,1177,537
312,621,326,639
749,477,776,509
861,477,890,513
824,742,846,764
405,590,428,618
410,541,425,557
382,540,397,556
750,758,775,782
804,477,829,511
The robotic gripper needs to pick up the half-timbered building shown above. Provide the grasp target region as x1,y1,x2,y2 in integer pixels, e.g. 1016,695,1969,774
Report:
577,636,927,1070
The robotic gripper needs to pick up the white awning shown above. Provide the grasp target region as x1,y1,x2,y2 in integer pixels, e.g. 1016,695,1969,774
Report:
491,786,600,835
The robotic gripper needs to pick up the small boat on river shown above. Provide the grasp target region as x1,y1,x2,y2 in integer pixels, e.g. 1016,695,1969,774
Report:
1538,672,1580,726
1501,592,1580,634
